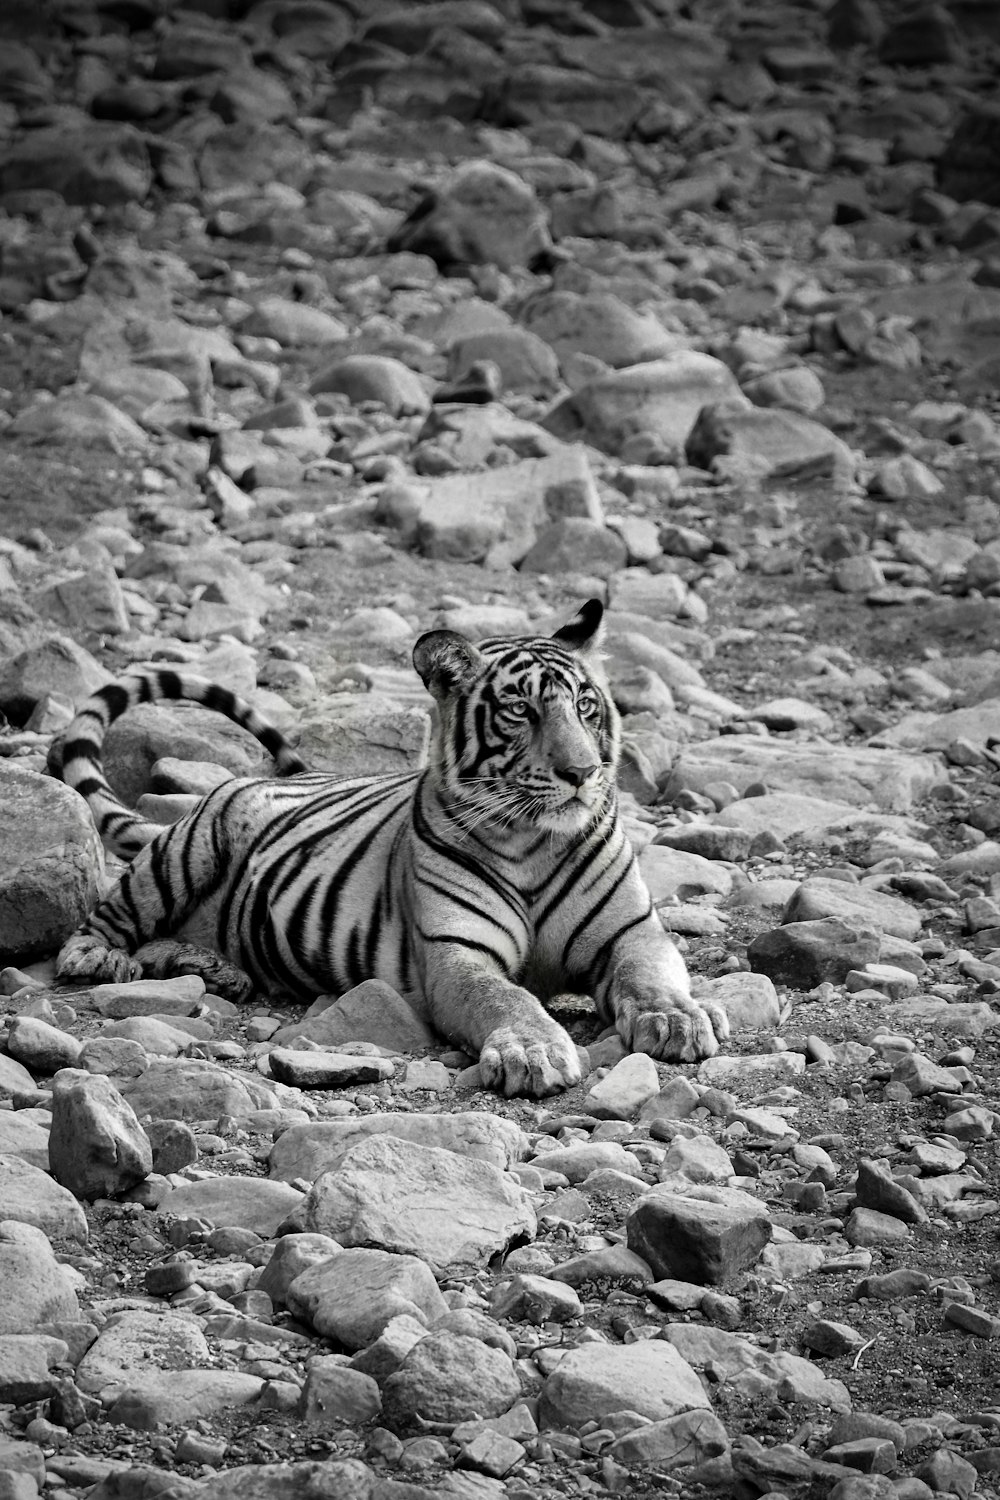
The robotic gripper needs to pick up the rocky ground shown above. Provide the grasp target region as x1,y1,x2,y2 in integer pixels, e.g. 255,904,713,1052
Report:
2,0,1000,1497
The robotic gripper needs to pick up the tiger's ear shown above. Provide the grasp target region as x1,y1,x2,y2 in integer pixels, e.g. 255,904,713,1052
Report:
413,630,484,700
551,598,604,655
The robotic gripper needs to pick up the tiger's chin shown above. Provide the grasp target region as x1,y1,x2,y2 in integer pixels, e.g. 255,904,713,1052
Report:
534,794,606,836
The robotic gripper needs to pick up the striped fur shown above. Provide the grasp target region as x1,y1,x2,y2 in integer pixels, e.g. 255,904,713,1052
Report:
56,600,728,1095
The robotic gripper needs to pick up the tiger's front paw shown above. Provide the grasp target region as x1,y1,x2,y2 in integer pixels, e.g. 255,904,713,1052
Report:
57,933,143,986
616,992,729,1064
479,1024,583,1098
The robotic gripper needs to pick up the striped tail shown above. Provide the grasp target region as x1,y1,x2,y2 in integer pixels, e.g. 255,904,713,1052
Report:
58,670,308,859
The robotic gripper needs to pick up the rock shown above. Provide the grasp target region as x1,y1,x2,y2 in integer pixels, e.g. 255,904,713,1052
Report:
274,980,437,1053
302,1359,382,1426
748,918,882,987
686,400,852,478
107,1370,264,1431
0,123,152,204
627,1189,771,1284
0,1223,81,1333
298,1135,535,1269
845,1208,912,1246
0,763,104,962
309,355,429,416
267,1049,395,1089
698,971,780,1031
122,1059,277,1121
783,877,922,942
531,1141,643,1184
157,1177,304,1237
519,518,628,579
387,160,554,272
0,1156,88,1241
270,1112,525,1181
240,296,348,346
609,1409,731,1468
381,1332,522,1433
539,1340,709,1429
5,1016,82,1073
255,1233,343,1308
286,1248,449,1350
0,1113,49,1170
557,353,745,456
583,1054,660,1119
48,1070,152,1202
522,290,680,369
76,1308,210,1395
8,395,148,453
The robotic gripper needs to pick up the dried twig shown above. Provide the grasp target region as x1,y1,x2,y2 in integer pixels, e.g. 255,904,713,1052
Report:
852,1336,877,1370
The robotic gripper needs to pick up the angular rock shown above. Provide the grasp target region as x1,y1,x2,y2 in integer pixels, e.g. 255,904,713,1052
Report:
48,1070,151,1202
0,1155,88,1241
122,1059,277,1121
299,1135,535,1269
387,159,553,272
627,1189,771,1285
748,917,882,987
273,979,437,1053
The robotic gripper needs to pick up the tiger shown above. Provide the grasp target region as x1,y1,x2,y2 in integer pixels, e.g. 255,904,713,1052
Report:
54,599,729,1096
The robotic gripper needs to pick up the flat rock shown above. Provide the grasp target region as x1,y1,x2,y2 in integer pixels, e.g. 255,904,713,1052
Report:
300,1135,535,1270
783,878,922,942
664,1323,851,1410
157,1176,304,1236
539,1340,709,1428
76,1309,210,1396
270,1112,526,1182
107,1369,264,1431
0,1113,49,1170
610,1409,731,1468
664,740,939,813
267,1048,395,1088
554,352,746,455
122,1059,278,1121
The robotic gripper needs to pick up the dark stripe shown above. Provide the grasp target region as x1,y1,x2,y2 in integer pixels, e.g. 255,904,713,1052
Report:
560,859,634,971
416,930,512,977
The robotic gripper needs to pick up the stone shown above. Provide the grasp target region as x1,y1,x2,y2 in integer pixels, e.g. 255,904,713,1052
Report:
255,1233,343,1308
0,763,104,962
286,1248,449,1350
5,1016,82,1073
748,917,882,987
609,1409,731,1468
539,1341,709,1429
0,123,152,205
299,1135,535,1270
267,1049,395,1089
48,1070,152,1202
584,1054,660,1119
387,159,553,272
273,979,437,1054
554,352,745,456
0,1223,81,1333
240,296,348,346
382,1332,522,1434
490,1274,582,1325
157,1177,304,1237
270,1112,525,1181
0,1113,49,1170
784,878,922,942
627,1189,771,1285
122,1059,277,1121
0,1156,88,1241
309,355,429,416
76,1308,210,1395
698,971,780,1031
519,518,628,579
302,1359,382,1426
107,1370,264,1431
845,1208,912,1246
522,290,680,369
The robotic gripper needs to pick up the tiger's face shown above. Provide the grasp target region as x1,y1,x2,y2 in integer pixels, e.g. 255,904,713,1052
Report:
414,600,620,835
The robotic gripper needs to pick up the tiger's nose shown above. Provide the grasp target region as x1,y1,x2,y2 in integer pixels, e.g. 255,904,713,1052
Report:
554,762,599,787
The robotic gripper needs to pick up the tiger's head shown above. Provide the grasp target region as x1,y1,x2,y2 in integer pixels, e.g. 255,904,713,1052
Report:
413,599,620,835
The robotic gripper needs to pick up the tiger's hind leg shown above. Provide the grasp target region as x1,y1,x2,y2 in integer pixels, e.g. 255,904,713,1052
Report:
133,940,254,1002
57,783,240,995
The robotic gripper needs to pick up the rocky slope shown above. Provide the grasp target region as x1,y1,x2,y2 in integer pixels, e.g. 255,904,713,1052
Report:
2,1,1000,1498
